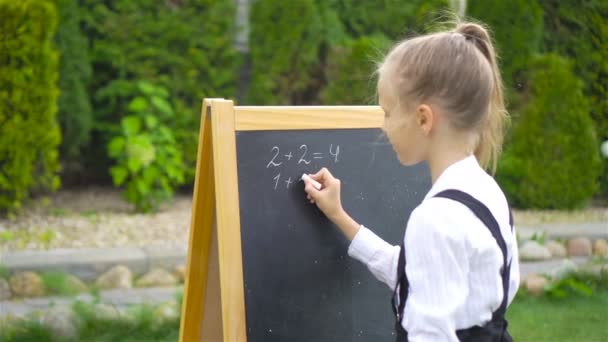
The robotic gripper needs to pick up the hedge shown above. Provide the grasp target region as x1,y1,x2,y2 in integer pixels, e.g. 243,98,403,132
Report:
0,0,61,213
248,0,345,105
334,0,450,39
540,0,608,196
80,0,237,184
321,35,391,105
497,54,600,209
54,0,93,169
468,0,544,92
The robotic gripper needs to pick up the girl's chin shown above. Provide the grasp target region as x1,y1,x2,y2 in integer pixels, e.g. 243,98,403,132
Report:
396,154,421,166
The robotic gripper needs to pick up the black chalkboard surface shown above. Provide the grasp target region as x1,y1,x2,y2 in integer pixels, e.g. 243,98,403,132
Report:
236,128,431,341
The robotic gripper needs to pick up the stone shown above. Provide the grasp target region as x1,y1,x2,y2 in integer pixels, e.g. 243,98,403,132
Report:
94,303,122,321
519,240,551,261
9,272,44,297
136,268,177,287
174,265,186,283
0,278,11,300
153,301,180,323
548,259,578,280
524,273,548,296
579,263,608,277
65,274,88,294
41,306,81,341
545,240,567,259
567,237,592,257
593,239,608,257
95,265,132,290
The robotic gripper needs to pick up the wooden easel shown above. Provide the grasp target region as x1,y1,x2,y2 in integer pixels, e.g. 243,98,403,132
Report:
179,99,383,341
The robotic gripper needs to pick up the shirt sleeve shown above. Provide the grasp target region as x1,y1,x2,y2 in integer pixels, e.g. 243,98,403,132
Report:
402,200,470,342
347,226,401,291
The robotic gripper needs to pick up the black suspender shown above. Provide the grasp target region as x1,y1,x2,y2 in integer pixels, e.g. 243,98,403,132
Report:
392,189,513,326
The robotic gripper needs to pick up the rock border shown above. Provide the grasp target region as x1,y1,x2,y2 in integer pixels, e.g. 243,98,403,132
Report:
1,245,186,282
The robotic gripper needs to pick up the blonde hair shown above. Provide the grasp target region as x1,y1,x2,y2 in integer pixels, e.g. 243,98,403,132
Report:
378,21,507,172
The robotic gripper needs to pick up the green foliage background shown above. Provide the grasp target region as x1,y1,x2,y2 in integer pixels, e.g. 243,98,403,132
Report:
0,0,605,211
0,0,61,213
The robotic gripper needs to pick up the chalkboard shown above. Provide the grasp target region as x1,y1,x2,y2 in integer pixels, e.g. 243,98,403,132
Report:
235,128,431,341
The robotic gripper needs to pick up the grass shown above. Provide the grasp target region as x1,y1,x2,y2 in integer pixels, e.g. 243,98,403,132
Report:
508,289,608,341
1,301,180,342
0,264,9,280
40,271,87,297
1,290,606,341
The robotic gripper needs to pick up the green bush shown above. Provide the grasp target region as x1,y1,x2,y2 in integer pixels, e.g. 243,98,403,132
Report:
322,35,391,105
108,82,185,212
80,0,237,184
468,0,544,91
497,54,601,209
248,0,345,105
54,0,93,167
540,0,608,196
0,0,61,213
334,0,450,39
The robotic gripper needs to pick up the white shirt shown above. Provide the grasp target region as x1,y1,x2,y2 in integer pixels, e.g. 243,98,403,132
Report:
347,155,520,341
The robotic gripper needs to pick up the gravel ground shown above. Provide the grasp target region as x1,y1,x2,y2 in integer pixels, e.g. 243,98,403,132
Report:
0,188,191,253
513,208,607,225
0,187,605,253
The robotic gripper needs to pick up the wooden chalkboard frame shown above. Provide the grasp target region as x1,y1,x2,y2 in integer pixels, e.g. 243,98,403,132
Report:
180,99,385,342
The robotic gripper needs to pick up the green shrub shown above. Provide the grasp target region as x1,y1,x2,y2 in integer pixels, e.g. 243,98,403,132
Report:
334,0,450,39
322,35,391,105
108,82,185,212
497,54,601,209
54,0,93,167
80,0,237,184
468,0,544,90
540,0,608,196
0,0,61,213
248,0,345,105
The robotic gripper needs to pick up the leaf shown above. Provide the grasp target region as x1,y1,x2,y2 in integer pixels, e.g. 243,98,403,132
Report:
128,97,148,113
110,166,129,186
135,178,149,195
127,158,142,174
121,116,142,136
565,278,593,297
144,115,158,129
137,81,156,96
131,135,156,166
107,137,126,157
151,96,173,116
143,166,160,183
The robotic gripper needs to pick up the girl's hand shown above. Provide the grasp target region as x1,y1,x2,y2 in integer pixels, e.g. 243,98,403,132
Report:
303,168,360,241
303,168,344,220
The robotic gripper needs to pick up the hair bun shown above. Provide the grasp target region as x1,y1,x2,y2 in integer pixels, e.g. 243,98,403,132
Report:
456,23,491,44
456,22,492,63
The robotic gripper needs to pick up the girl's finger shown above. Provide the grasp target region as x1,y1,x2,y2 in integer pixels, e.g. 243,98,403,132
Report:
311,167,334,183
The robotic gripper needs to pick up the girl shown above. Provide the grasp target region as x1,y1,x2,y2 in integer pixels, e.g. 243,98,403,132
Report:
303,22,520,342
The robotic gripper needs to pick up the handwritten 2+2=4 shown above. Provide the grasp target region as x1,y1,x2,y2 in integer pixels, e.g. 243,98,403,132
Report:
266,144,340,190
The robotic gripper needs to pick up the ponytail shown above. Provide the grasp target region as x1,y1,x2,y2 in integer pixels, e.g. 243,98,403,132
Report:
456,22,508,173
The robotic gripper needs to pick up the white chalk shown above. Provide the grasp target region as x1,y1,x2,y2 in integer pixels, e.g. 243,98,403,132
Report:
301,173,322,190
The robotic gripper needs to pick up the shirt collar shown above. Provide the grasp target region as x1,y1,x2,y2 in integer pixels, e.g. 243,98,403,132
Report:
424,155,480,200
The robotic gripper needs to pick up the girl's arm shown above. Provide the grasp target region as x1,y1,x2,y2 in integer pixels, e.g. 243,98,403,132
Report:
303,168,401,290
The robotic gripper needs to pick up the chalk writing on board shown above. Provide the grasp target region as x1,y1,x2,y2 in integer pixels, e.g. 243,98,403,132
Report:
266,144,341,190
329,144,340,162
298,145,311,165
266,144,340,168
266,146,282,168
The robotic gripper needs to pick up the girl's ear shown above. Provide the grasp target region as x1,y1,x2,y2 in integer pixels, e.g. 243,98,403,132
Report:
416,104,434,136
